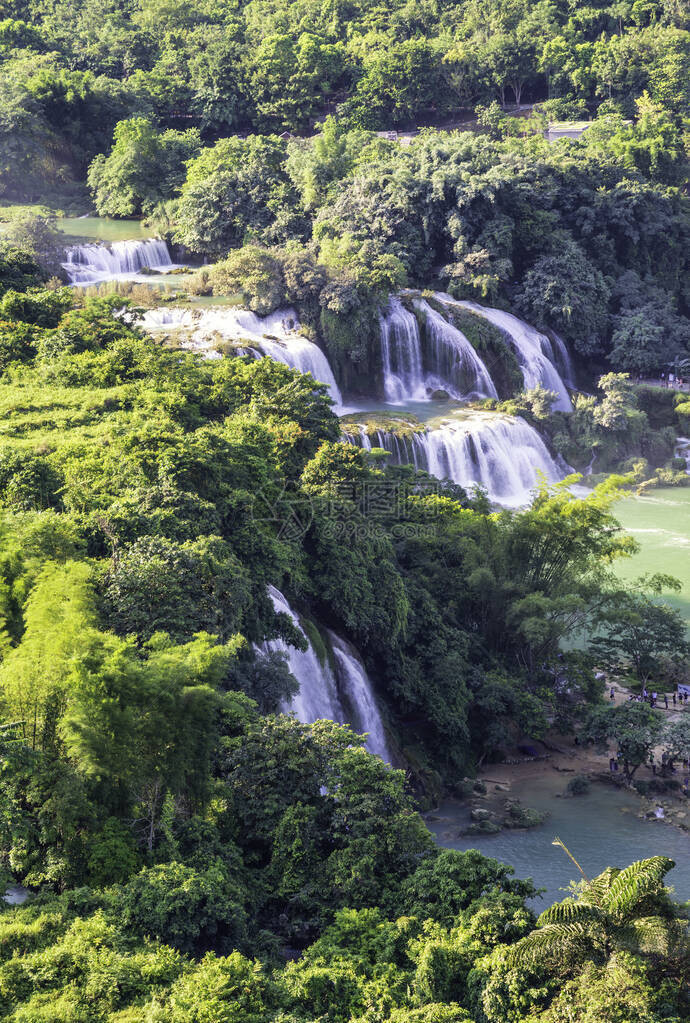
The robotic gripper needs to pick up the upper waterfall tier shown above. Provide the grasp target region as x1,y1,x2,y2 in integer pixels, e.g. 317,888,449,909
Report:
262,586,392,762
62,239,181,285
379,297,498,402
140,305,343,410
344,411,564,507
438,296,573,411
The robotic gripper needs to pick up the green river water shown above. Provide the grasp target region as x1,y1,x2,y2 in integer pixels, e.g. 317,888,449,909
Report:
614,487,690,624
426,774,690,908
56,217,155,242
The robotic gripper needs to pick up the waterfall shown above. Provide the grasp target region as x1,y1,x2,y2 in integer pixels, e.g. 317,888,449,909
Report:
379,297,426,402
345,414,563,507
62,239,179,285
417,300,499,400
550,332,576,388
264,586,346,725
378,297,497,402
424,416,562,505
344,426,427,468
264,586,391,761
140,307,197,330
141,305,343,409
328,632,393,763
439,297,573,412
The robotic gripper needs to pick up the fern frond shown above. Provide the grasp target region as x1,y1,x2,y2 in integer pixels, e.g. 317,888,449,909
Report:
507,922,595,968
606,857,674,918
537,900,605,927
620,915,681,956
582,867,619,908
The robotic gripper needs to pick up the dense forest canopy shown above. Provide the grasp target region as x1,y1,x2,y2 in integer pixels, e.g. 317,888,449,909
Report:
0,260,687,1020
1,0,690,1018
1,0,690,375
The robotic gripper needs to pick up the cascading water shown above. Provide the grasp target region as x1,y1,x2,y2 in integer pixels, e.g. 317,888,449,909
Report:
264,586,391,761
141,305,343,409
345,414,563,506
417,300,499,400
424,415,562,504
550,332,576,388
379,298,427,402
378,297,498,402
343,426,428,470
264,586,346,725
140,307,197,330
62,239,180,285
441,297,572,411
329,632,393,763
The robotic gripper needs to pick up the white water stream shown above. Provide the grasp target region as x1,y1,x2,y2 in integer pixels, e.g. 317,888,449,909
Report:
263,586,392,761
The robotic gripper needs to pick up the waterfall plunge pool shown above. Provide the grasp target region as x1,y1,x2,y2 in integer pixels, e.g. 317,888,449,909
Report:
426,772,690,909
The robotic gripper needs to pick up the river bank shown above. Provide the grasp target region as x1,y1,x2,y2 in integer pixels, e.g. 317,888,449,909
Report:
424,729,690,905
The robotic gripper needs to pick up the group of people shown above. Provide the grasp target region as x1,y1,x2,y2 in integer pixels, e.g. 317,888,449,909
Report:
612,686,690,709
607,751,690,797
656,371,688,389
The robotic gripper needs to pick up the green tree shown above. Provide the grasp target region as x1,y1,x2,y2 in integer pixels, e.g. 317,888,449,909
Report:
173,135,301,256
0,561,97,751
515,238,611,356
88,117,201,217
249,33,346,132
206,246,285,313
583,702,664,781
1,214,64,277
286,117,374,211
397,848,537,924
100,535,252,643
539,952,681,1023
590,575,689,682
662,716,690,764
347,39,443,129
115,860,248,953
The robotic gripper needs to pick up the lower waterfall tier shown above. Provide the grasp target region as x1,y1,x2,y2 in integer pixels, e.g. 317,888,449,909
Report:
261,586,393,763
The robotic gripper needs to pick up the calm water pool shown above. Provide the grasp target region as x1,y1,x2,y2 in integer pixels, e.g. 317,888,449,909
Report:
614,488,690,624
56,217,155,242
426,773,690,908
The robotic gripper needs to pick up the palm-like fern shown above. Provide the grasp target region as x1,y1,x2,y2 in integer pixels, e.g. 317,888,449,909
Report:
508,856,685,972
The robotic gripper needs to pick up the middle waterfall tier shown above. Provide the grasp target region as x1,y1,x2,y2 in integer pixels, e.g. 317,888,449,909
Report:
343,412,564,507
434,295,573,411
379,297,498,403
139,294,575,414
